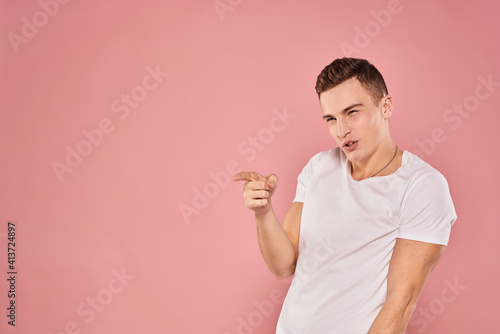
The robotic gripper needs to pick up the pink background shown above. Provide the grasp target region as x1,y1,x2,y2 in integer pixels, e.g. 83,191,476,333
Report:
1,0,499,333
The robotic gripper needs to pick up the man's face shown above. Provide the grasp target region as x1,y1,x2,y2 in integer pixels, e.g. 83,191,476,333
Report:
319,77,392,164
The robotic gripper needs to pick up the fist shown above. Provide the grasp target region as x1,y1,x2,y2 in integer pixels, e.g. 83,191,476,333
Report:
233,171,278,214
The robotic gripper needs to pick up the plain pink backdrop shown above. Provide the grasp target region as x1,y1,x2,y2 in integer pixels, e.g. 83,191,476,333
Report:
1,0,499,333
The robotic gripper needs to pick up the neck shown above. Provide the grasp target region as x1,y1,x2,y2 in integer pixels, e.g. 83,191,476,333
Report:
350,140,401,181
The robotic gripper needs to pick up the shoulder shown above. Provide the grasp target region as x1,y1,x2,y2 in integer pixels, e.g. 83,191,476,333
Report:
398,152,457,241
399,151,454,207
305,147,345,167
295,147,345,185
402,151,450,187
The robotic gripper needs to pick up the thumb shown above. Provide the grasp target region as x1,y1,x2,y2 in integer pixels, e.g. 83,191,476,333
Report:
266,174,278,189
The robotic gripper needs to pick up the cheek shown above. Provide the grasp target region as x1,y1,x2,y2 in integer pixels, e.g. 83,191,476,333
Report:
327,124,336,137
360,114,378,134
328,125,342,143
362,115,384,140
361,113,375,127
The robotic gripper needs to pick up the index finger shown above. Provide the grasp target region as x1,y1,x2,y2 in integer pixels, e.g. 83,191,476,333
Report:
232,171,266,182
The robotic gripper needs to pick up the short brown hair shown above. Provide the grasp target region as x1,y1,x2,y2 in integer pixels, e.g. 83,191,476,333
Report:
315,58,388,105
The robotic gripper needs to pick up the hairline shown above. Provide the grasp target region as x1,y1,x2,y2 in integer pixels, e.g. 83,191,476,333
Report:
318,76,385,107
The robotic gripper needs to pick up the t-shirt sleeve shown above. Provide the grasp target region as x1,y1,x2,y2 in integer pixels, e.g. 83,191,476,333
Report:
292,154,317,203
398,170,457,246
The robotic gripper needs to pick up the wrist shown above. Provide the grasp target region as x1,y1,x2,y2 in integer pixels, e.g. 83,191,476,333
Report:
254,204,273,220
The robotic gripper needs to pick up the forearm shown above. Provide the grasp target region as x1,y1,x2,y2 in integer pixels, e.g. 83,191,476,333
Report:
255,207,297,279
369,239,445,333
368,296,416,334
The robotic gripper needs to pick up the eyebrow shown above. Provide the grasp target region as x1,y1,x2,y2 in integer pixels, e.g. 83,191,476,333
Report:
322,103,364,120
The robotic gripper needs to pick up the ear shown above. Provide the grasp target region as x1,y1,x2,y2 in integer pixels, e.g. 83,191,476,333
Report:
381,95,394,119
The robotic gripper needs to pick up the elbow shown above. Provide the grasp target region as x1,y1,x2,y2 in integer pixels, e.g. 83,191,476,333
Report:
267,250,298,280
405,293,419,314
272,265,296,280
274,271,293,280
386,288,419,318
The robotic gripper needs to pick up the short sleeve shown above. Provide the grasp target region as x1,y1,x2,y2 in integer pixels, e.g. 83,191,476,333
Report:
398,170,457,246
292,155,317,203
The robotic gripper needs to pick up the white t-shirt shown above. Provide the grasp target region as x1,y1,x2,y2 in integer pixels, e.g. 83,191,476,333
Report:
276,148,457,334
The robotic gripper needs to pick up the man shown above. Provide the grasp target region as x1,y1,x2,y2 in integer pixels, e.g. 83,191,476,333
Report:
233,58,457,333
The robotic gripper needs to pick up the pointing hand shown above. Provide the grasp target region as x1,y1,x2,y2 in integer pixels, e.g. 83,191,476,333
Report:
233,171,278,214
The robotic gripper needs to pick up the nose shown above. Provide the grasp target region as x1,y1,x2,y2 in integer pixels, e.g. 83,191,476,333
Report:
337,119,351,139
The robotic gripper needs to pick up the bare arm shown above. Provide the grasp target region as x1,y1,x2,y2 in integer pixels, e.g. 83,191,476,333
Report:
368,238,446,334
233,171,301,279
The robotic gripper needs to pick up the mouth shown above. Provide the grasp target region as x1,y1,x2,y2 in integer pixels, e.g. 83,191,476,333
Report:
342,140,358,151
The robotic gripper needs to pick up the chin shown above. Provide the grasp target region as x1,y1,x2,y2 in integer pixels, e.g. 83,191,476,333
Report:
343,149,363,162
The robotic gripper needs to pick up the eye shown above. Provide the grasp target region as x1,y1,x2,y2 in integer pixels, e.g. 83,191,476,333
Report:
348,110,357,115
325,117,336,122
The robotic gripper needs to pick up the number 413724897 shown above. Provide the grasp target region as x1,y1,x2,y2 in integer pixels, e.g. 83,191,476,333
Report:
7,222,16,271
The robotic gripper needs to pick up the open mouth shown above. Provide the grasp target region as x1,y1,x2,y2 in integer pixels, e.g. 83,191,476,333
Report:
344,141,357,147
